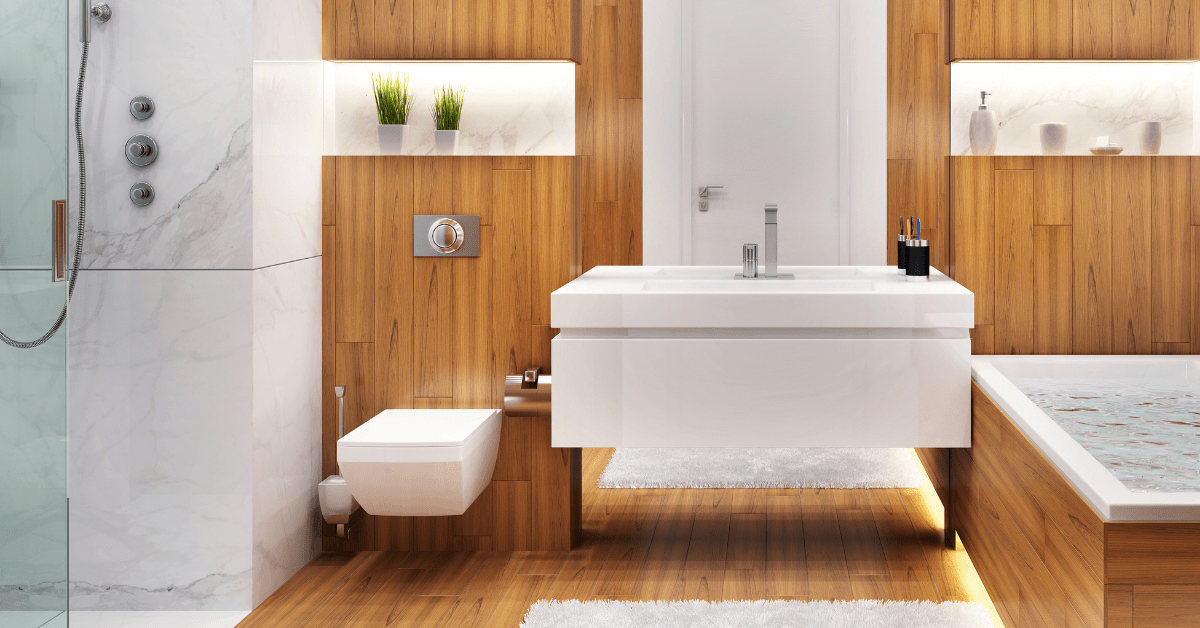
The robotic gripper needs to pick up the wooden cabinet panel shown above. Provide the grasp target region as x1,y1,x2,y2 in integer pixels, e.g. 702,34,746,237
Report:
1072,157,1114,353
1152,157,1192,343
1111,157,1153,354
1106,585,1135,628
995,0,1035,57
994,169,1035,354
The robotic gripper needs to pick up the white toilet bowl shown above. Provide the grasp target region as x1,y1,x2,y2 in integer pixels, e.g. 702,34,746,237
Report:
338,409,502,517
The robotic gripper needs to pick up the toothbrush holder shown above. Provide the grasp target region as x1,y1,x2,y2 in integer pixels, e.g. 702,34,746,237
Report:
905,239,930,282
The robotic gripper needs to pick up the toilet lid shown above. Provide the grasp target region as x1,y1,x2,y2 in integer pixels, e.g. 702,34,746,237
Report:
339,409,501,447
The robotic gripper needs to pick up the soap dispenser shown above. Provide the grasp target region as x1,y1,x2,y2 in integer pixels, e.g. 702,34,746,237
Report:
969,91,997,156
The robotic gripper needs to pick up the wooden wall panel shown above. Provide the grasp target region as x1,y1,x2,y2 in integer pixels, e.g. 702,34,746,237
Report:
414,0,454,58
451,238,493,407
1106,584,1134,628
952,157,996,326
914,34,941,227
321,226,338,479
452,0,491,58
593,7,619,203
493,481,533,550
335,0,374,58
1194,227,1200,355
1072,156,1113,354
374,157,415,412
533,0,573,59
1114,0,1153,58
1134,585,1200,627
994,169,1035,354
1106,522,1200,584
491,169,533,381
492,0,531,58
1034,226,1073,354
1034,0,1074,58
1033,156,1072,225
887,160,914,265
616,0,641,98
413,258,455,399
1111,157,1153,354
888,0,915,160
375,0,414,58
532,158,576,326
335,158,376,343
1152,0,1194,58
1074,0,1114,57
530,418,572,550
995,0,1035,57
1151,157,1192,344
952,0,996,58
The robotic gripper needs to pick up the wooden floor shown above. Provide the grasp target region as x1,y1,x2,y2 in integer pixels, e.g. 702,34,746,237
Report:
238,449,1001,628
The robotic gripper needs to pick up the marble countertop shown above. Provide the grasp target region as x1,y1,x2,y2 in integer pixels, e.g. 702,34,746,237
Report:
551,265,975,330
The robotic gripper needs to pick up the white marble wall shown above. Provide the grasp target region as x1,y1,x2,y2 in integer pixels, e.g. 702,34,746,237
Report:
65,0,324,613
326,62,575,156
951,62,1194,156
68,270,254,610
250,258,321,607
70,0,253,270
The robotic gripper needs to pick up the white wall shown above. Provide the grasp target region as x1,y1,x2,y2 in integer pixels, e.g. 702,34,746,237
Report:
643,1,886,266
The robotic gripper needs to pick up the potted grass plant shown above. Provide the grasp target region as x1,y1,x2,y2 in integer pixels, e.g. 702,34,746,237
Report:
431,85,465,155
371,72,414,154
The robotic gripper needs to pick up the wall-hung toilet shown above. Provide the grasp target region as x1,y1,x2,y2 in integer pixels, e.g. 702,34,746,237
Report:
338,409,502,517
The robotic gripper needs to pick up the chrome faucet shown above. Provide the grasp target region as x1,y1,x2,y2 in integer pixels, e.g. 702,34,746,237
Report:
737,204,793,279
764,204,778,278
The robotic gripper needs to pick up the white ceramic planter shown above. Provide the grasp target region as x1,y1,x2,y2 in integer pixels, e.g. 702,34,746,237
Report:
1138,121,1163,155
435,129,460,155
377,124,408,154
1039,123,1068,155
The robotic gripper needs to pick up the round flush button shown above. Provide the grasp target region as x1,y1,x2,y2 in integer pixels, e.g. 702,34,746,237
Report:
429,218,465,254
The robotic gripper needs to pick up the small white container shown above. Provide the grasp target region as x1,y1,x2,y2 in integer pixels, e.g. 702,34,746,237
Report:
434,129,460,155
377,124,408,154
1039,123,1068,155
1138,121,1163,155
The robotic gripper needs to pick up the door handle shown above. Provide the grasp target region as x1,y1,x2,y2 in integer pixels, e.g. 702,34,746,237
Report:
698,185,723,211
52,200,67,282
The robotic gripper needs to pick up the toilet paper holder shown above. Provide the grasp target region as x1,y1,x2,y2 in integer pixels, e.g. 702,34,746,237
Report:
504,366,551,417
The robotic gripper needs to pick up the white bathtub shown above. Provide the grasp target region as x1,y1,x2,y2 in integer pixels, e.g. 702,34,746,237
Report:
973,356,1200,521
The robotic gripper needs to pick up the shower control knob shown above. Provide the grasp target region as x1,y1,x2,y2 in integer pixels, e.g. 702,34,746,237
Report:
129,182,155,207
125,134,158,167
129,96,155,120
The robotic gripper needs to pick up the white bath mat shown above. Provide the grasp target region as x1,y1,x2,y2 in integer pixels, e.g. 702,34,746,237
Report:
521,599,994,628
597,448,924,489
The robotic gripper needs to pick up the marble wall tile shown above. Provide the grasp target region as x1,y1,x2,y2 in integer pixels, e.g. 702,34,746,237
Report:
68,270,253,610
0,0,68,269
326,62,575,156
253,0,322,62
250,257,321,606
69,0,253,270
951,62,1194,156
253,62,323,269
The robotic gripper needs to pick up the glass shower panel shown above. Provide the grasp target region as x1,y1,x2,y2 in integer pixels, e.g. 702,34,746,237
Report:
0,0,70,625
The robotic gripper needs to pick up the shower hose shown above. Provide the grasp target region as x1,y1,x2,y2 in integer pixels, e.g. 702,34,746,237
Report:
0,41,90,349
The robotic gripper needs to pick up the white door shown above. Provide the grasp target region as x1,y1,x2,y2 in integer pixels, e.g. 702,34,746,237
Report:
688,0,841,266
643,0,885,266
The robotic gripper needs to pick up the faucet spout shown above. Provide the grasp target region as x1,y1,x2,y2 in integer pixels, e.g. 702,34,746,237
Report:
764,204,778,278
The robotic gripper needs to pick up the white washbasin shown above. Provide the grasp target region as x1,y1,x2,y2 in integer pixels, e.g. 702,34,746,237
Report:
642,278,875,293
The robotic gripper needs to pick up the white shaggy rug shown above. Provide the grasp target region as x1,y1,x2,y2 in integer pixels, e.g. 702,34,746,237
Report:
521,599,994,628
597,448,924,489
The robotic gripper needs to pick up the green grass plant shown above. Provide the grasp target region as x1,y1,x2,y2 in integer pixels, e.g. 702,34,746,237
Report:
431,85,465,131
371,72,414,125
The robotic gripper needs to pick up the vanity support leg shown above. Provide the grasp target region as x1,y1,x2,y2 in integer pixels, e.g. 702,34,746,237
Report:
945,448,956,549
570,448,583,547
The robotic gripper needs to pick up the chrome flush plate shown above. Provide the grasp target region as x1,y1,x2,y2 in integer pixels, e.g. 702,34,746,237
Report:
412,215,480,257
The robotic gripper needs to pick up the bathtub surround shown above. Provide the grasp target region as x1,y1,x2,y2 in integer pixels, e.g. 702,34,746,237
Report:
597,448,924,489
324,62,575,156
66,0,324,613
951,63,1194,156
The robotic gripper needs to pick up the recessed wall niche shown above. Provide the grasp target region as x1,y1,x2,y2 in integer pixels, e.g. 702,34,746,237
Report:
323,62,576,156
951,62,1196,156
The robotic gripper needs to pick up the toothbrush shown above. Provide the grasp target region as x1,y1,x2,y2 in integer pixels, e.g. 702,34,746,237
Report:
915,218,921,240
